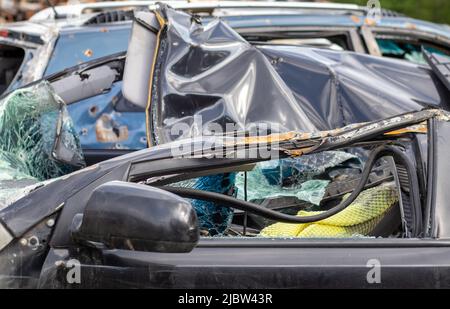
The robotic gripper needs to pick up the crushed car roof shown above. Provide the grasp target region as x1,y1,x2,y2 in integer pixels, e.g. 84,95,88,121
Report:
145,5,450,145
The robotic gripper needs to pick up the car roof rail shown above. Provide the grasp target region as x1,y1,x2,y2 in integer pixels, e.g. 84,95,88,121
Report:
31,1,373,21
380,8,405,18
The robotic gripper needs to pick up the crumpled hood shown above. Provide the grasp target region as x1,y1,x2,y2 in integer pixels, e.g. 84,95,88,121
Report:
148,5,449,144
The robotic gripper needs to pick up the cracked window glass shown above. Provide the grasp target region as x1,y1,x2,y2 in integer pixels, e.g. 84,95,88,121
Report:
171,174,237,236
236,151,361,206
0,81,85,210
170,151,363,236
377,38,450,64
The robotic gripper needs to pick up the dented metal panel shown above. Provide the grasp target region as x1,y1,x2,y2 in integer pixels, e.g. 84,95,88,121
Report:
66,82,147,150
147,5,450,145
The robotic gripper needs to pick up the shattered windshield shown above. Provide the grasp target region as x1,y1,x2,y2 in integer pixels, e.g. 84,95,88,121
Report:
0,81,85,210
235,151,361,206
160,109,445,239
169,151,397,238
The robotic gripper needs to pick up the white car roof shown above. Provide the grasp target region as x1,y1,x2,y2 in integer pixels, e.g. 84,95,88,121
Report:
30,1,364,21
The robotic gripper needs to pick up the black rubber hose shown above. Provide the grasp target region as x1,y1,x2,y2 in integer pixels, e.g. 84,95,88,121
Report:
160,145,395,224
382,145,422,236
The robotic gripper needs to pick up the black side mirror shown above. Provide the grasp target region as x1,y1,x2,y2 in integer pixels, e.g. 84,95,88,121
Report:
72,181,199,253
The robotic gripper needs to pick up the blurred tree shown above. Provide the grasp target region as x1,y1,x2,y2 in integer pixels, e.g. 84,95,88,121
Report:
333,0,450,24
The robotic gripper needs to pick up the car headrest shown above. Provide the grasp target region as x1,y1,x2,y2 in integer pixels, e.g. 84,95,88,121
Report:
122,11,160,109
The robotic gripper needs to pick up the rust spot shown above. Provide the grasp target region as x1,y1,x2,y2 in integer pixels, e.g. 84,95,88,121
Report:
99,28,109,33
89,105,98,117
350,15,361,24
405,23,417,30
242,132,297,144
84,49,93,58
384,124,427,136
96,114,129,143
284,146,316,157
364,18,377,26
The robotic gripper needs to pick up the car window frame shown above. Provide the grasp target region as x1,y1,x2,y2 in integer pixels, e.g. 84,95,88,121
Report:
0,39,38,93
236,26,365,53
43,23,131,77
126,150,423,242
363,26,450,59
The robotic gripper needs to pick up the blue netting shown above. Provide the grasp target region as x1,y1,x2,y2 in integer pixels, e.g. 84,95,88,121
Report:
173,173,237,236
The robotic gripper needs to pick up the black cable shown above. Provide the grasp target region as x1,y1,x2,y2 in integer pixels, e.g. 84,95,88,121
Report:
160,145,395,224
424,118,436,237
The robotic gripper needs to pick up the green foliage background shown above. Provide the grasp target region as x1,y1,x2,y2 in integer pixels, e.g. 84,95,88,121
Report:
333,0,450,25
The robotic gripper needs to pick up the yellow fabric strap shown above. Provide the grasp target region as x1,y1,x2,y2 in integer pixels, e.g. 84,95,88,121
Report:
260,184,399,238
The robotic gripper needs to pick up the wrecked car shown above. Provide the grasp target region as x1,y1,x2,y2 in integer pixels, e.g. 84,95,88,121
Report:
14,3,449,162
0,10,133,95
2,1,450,152
0,101,449,288
0,4,450,288
0,10,141,152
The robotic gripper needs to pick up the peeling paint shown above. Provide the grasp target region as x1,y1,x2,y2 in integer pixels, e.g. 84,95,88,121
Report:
350,15,361,24
84,49,93,58
95,113,129,143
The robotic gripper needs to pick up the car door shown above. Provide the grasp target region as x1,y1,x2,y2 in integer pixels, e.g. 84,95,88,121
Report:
41,236,450,288
93,238,450,289
45,54,146,165
40,153,450,289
